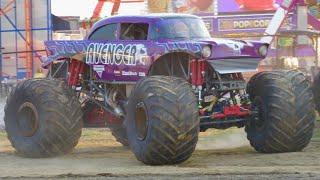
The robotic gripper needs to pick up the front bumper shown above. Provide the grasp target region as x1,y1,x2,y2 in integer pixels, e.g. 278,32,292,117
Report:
208,58,261,74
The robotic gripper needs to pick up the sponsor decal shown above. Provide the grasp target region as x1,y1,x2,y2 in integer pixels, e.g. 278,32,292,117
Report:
110,70,145,77
93,65,105,78
122,71,138,76
114,70,121,76
85,43,148,66
138,72,146,77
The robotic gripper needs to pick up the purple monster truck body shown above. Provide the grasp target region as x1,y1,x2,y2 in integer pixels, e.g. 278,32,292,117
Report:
42,14,267,82
4,14,315,166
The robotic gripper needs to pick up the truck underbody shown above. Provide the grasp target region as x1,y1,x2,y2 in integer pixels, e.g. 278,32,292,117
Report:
50,54,257,132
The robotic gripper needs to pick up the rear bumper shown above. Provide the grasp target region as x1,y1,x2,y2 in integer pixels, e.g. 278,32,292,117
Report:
207,58,261,74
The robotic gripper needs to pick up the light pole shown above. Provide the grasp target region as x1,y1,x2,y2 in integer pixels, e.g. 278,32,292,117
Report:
0,47,4,96
0,47,3,80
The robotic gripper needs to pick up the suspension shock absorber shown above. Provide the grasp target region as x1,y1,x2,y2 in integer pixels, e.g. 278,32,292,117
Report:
198,59,206,86
190,59,206,108
68,59,85,87
190,59,198,89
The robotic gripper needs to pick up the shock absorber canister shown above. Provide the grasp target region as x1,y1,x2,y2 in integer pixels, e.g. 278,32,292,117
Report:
190,59,198,88
190,59,206,108
68,59,85,87
197,59,205,87
190,59,206,87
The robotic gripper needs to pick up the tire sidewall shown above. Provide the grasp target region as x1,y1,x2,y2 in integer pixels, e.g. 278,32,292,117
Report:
5,79,83,157
246,94,270,147
246,70,315,153
246,75,283,148
313,73,320,113
126,76,199,165
5,81,51,155
126,86,154,161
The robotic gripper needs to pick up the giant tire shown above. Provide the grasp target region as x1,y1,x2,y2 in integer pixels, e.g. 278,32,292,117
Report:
126,76,199,165
4,79,83,158
109,125,128,146
246,70,315,153
82,100,128,146
313,72,320,113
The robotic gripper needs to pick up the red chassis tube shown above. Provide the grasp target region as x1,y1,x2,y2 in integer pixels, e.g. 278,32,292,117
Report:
212,105,251,120
67,60,85,86
190,59,206,87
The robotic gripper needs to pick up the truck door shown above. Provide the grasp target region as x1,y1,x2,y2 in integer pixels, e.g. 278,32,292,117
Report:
86,23,119,81
115,22,152,82
86,22,152,82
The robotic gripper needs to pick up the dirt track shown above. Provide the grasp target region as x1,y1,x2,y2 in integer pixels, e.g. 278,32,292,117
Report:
1,127,320,179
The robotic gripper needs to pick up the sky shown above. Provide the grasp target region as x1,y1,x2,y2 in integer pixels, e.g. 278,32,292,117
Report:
51,0,146,19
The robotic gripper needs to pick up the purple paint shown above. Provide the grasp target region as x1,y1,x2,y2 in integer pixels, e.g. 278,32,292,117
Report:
43,14,267,82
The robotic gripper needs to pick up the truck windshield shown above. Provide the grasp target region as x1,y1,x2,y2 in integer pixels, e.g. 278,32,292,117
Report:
151,18,211,40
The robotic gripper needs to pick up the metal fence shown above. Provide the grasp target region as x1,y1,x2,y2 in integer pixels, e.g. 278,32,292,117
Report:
0,0,52,81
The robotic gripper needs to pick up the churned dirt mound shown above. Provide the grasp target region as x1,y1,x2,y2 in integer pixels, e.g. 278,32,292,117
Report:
1,127,320,179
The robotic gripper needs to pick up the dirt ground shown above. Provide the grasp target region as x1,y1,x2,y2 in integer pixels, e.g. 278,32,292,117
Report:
1,126,320,180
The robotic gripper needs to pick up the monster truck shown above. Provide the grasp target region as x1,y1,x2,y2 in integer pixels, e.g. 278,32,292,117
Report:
4,14,315,165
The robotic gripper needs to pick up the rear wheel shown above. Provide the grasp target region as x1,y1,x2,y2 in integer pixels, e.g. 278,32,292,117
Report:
109,124,128,146
82,100,128,146
313,72,320,113
4,79,83,157
126,76,199,165
246,70,315,153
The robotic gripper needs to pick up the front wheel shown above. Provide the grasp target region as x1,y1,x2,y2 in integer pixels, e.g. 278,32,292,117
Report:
126,76,199,165
4,79,83,157
246,70,315,153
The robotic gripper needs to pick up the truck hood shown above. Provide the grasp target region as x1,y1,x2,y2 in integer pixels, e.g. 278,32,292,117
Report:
196,38,268,74
158,38,268,59
198,38,267,59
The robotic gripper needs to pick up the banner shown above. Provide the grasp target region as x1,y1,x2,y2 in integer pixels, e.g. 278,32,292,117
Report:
147,0,215,13
218,0,283,13
211,14,293,33
172,0,214,13
147,0,171,13
147,0,292,14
